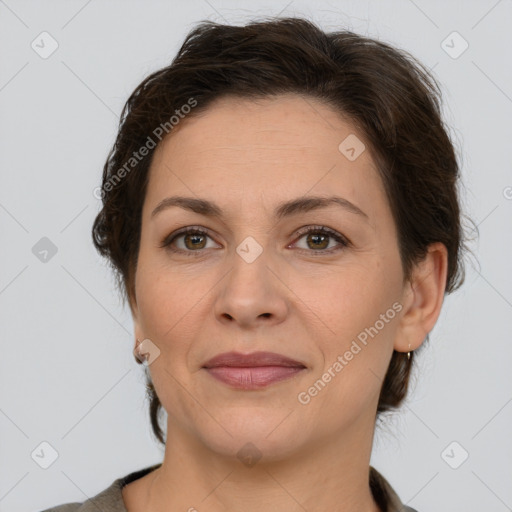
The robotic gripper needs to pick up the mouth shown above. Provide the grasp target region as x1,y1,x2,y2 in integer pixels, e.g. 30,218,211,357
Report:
202,351,307,390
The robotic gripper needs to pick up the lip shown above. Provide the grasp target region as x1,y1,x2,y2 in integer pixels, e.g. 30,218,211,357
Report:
202,351,307,390
203,351,306,369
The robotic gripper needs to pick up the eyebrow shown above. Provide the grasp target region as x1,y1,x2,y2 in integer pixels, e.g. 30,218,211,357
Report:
151,195,369,222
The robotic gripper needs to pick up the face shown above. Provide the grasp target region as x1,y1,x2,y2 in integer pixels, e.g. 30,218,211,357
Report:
131,93,409,460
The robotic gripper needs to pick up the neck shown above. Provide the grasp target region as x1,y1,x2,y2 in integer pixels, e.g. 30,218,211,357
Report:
142,409,381,512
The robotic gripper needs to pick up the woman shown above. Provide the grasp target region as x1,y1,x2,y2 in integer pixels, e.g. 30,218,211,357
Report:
42,16,469,512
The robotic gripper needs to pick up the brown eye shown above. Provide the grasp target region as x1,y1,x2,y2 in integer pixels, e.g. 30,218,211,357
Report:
292,226,350,255
183,232,207,250
305,232,330,250
160,227,217,255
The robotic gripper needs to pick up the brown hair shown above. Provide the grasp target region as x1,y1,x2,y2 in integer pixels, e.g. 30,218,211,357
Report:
92,16,473,445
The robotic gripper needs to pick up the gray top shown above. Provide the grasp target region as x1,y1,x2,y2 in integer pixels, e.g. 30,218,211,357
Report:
39,463,418,512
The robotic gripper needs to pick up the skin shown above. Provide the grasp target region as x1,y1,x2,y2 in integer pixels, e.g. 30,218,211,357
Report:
122,93,448,512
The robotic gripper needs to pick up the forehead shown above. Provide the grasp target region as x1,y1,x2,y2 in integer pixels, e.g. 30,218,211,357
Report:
144,93,385,224
164,93,364,153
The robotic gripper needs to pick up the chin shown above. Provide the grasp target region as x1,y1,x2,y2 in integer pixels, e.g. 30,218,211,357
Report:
193,408,306,463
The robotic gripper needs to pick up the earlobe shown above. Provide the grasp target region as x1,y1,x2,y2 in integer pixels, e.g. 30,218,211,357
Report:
131,314,147,365
394,242,448,354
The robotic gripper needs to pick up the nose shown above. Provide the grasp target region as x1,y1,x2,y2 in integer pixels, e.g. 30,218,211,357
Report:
213,250,289,329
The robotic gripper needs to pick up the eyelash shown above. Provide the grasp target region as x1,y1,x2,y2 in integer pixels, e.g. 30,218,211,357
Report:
160,225,351,257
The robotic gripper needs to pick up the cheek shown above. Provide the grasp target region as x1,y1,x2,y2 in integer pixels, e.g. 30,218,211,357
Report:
135,265,181,342
295,270,398,425
295,260,400,380
298,263,394,332
134,262,215,360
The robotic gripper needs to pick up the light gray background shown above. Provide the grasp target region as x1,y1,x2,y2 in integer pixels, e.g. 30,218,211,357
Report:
1,1,511,511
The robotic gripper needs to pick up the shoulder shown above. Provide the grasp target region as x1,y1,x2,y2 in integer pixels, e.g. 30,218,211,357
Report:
39,504,83,512
41,502,83,512
37,479,122,512
38,463,162,512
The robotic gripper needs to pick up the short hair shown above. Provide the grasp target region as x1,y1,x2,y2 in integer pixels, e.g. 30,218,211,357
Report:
92,16,472,445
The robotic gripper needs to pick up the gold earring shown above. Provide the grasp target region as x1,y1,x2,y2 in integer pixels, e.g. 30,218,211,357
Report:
407,343,411,360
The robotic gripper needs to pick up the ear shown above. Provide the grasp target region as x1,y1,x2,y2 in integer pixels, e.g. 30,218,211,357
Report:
394,242,448,353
